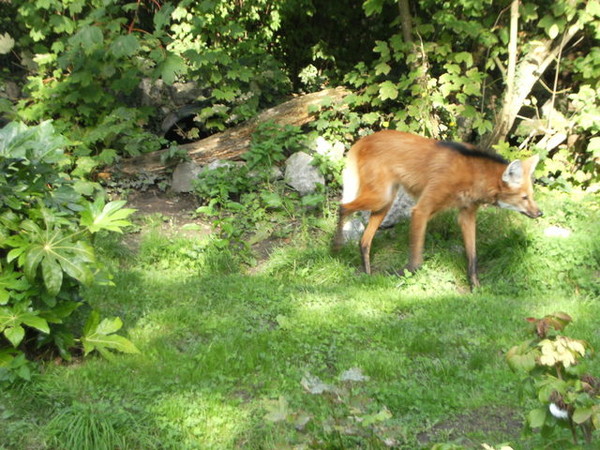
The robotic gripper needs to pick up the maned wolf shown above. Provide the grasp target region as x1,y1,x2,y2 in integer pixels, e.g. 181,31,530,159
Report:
332,130,542,288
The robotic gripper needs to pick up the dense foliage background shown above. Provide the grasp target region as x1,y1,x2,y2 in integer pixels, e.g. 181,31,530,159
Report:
0,0,597,182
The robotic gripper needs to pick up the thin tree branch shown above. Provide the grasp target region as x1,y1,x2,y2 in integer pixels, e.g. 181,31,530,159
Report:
493,55,507,80
505,0,519,106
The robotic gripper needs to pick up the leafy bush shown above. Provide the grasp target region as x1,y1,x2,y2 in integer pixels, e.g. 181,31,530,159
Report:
194,122,333,252
0,122,138,382
9,1,182,161
507,313,600,445
169,1,291,131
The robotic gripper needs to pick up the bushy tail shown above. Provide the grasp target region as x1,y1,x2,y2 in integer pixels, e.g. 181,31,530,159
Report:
341,149,359,204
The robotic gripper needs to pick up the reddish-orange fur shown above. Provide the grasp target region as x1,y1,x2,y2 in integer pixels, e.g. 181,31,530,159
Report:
332,130,542,288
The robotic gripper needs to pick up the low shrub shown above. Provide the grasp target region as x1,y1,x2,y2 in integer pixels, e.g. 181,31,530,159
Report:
0,121,138,383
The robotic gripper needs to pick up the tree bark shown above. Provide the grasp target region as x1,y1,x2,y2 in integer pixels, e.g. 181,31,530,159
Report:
119,87,349,174
481,18,580,150
398,0,413,46
505,0,519,116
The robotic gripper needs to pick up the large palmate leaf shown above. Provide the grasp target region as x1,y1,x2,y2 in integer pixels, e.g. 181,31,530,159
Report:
7,220,95,295
80,197,135,233
80,310,139,360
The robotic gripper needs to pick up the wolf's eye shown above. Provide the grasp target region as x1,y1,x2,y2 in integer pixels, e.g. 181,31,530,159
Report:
522,195,529,200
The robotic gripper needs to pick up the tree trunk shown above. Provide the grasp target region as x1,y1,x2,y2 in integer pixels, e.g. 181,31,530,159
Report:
481,19,580,150
398,0,413,46
119,87,349,174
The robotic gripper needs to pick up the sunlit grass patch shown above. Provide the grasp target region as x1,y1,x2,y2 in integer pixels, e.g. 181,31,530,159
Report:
149,391,253,448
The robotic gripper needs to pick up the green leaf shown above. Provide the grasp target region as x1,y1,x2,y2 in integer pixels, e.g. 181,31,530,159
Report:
110,34,140,59
4,325,25,347
538,15,563,39
0,348,16,366
506,342,538,372
213,88,237,102
156,54,188,85
96,317,123,335
57,241,95,285
460,104,477,118
70,25,104,53
362,112,380,124
0,32,15,55
375,62,391,76
41,256,63,296
587,0,600,17
0,290,7,306
73,180,96,196
0,269,28,305
361,407,392,427
454,51,473,67
23,246,44,281
537,377,567,402
528,407,547,428
261,192,284,209
463,79,481,96
81,311,139,359
40,301,80,324
373,40,390,58
572,406,594,425
82,333,139,357
154,2,175,31
83,310,101,336
363,0,385,17
81,198,135,233
20,314,49,334
378,81,398,101
587,136,600,157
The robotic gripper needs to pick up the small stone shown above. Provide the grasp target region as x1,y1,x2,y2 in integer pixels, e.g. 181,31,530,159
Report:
171,161,202,193
284,151,325,195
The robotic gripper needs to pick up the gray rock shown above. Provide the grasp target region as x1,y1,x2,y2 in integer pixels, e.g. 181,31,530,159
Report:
284,152,325,195
171,161,202,193
342,189,414,244
204,160,239,172
380,188,414,228
342,218,365,243
170,81,203,105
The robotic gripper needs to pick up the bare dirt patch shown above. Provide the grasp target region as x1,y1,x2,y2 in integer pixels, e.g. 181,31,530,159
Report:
121,188,302,269
417,405,522,447
125,189,212,238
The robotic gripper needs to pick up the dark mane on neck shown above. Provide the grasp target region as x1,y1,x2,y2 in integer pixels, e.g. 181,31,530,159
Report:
436,141,509,165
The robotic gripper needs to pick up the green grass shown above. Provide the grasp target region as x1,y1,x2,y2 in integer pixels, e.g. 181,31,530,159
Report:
1,188,599,449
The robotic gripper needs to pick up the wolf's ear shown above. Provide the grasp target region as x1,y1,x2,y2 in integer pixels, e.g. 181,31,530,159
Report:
502,160,523,187
525,154,540,177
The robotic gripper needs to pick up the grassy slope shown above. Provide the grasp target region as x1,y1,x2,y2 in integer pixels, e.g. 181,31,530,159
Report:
1,189,599,449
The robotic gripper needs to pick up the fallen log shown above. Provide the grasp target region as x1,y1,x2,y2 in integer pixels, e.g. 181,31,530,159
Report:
119,87,349,174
